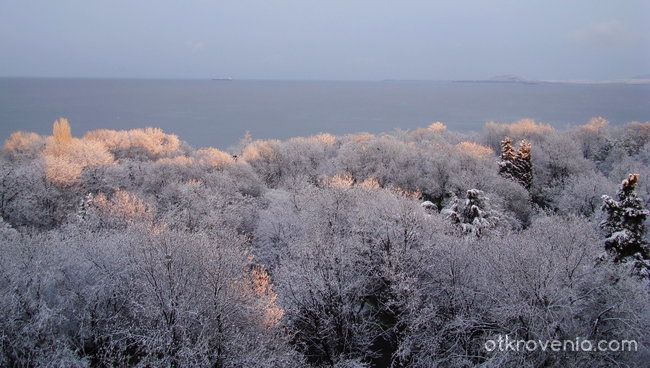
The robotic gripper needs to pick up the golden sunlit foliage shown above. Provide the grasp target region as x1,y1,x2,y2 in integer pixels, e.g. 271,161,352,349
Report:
93,189,153,224
323,174,410,194
193,147,234,169
455,141,495,158
241,140,281,162
352,132,374,143
485,119,554,139
84,127,182,159
52,118,72,145
359,177,380,190
427,121,447,133
411,122,449,141
4,131,45,156
324,173,355,188
580,116,609,133
43,120,114,186
484,118,555,151
309,132,337,147
249,264,285,328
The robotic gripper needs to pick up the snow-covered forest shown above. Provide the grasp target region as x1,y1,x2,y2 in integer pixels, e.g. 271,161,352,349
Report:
1,117,649,367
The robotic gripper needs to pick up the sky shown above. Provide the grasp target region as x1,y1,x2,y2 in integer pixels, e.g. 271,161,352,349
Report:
0,0,649,80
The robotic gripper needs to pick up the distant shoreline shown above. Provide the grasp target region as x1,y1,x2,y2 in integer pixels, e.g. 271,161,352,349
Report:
452,78,650,86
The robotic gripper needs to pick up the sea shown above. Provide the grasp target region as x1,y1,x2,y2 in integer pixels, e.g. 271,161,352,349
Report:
1,78,649,149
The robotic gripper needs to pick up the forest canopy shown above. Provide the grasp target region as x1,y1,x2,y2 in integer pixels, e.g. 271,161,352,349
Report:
1,117,649,367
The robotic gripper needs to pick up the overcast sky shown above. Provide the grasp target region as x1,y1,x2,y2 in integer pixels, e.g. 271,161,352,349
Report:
1,0,648,80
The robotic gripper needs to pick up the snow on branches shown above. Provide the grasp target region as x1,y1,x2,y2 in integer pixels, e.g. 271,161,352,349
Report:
601,174,650,276
498,136,532,190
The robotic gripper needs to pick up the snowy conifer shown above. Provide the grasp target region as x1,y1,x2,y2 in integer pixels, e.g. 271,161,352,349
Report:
441,193,462,225
420,200,437,215
601,174,650,276
75,193,94,221
515,140,533,190
442,189,501,236
498,136,533,190
498,136,517,181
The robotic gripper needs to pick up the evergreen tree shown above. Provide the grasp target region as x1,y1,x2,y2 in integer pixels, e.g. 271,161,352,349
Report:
75,193,94,221
515,140,533,190
441,192,462,225
420,200,437,215
498,136,533,190
601,174,650,276
442,189,501,236
498,136,517,181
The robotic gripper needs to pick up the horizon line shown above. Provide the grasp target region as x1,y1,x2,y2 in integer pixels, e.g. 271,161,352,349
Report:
2,75,649,85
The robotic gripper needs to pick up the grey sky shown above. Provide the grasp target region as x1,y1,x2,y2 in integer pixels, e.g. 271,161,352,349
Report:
1,0,648,80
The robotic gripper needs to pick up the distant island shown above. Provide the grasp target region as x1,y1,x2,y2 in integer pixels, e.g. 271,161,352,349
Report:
454,75,539,84
454,74,650,85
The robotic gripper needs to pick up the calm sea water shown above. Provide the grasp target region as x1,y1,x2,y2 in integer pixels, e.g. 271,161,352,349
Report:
1,78,648,149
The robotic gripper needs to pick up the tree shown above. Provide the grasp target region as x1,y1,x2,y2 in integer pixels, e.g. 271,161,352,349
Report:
268,186,384,365
498,136,533,190
516,140,533,190
74,192,94,221
4,117,650,367
577,117,610,161
601,174,650,276
420,200,437,215
43,120,115,186
3,131,45,158
442,189,502,236
498,137,517,178
52,118,72,145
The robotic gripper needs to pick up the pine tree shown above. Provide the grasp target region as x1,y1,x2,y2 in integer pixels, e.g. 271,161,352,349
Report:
441,193,462,225
600,174,650,276
498,136,533,190
498,137,517,181
515,140,532,190
442,189,501,236
75,193,94,221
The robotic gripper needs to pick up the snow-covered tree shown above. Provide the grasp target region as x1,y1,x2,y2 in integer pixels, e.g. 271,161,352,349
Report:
442,189,502,236
516,140,533,189
498,137,517,179
74,192,94,221
3,117,650,367
484,119,554,152
576,117,610,161
601,174,650,275
498,136,533,190
84,127,184,161
3,131,45,158
420,200,437,215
